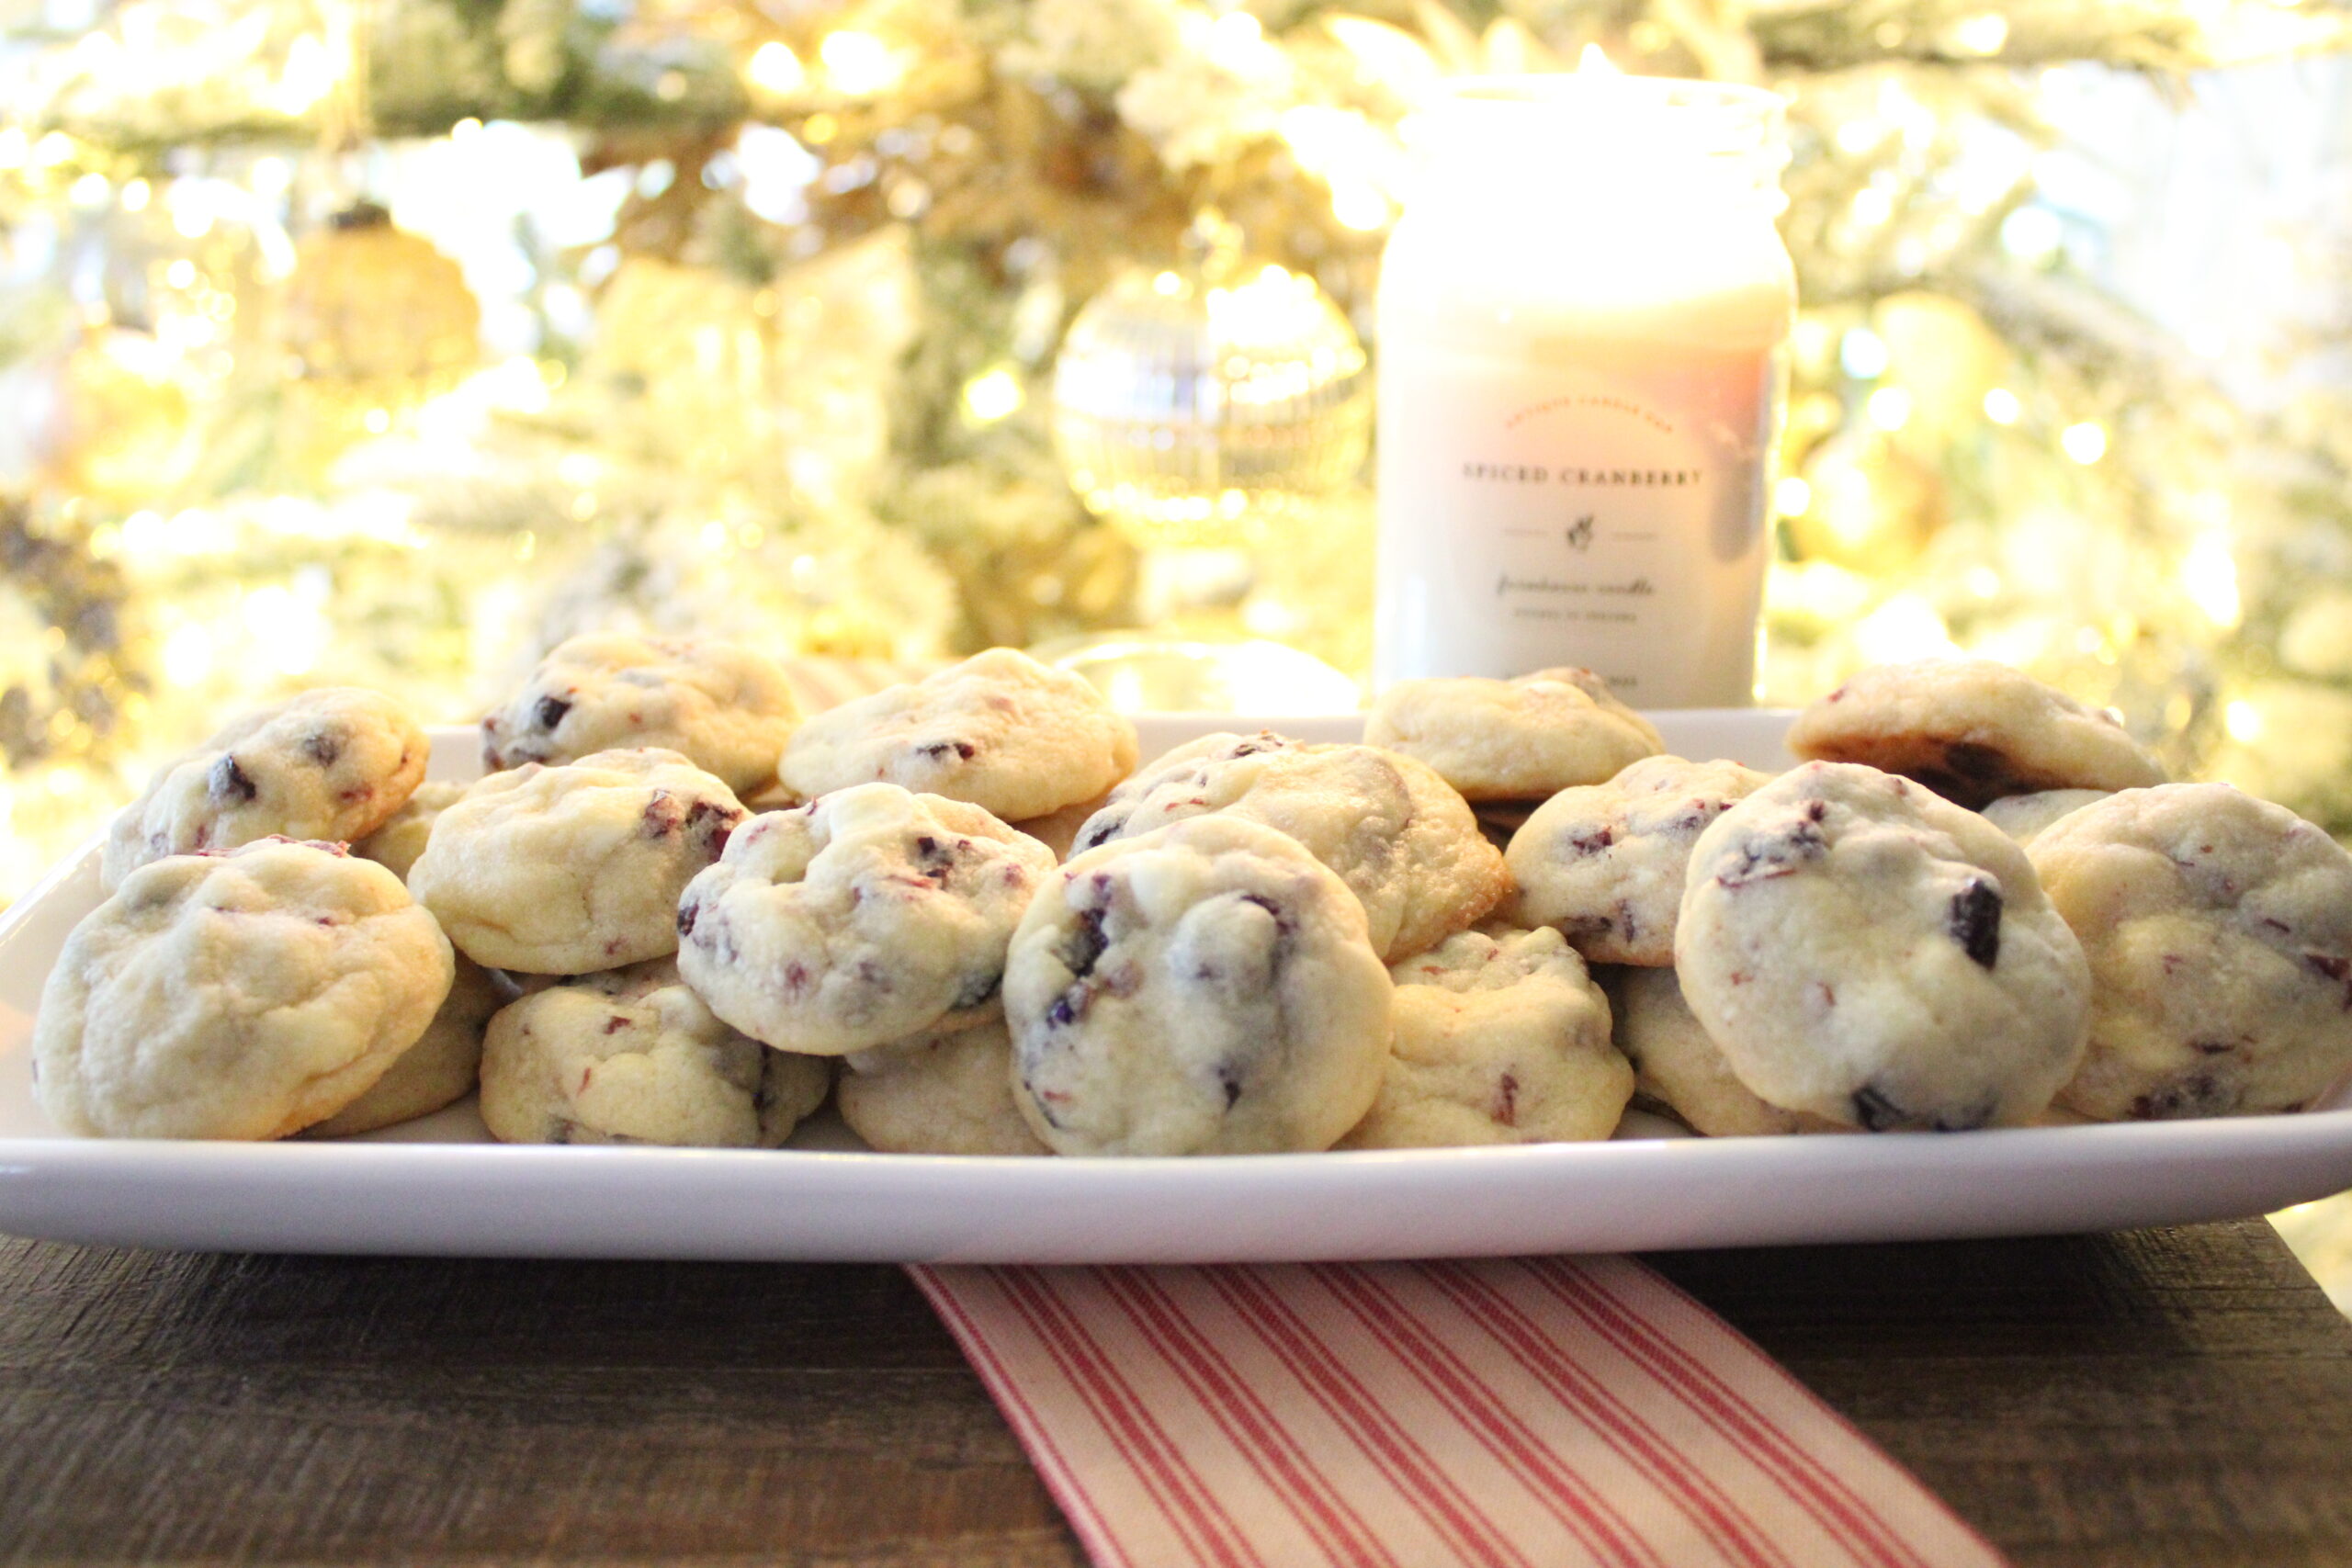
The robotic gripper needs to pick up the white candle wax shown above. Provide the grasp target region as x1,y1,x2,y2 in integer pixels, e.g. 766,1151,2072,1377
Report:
1374,74,1796,706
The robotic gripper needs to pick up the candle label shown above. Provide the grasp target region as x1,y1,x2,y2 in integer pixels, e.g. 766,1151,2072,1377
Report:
1375,350,1776,706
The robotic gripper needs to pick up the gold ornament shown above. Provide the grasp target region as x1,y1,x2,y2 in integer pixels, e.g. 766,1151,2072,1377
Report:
277,202,480,477
1783,425,1945,576
47,328,204,507
1872,292,2007,441
578,230,919,499
1050,213,1370,550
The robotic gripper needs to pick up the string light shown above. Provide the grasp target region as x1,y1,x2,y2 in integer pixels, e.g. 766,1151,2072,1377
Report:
820,31,902,96
269,33,342,115
2181,531,2241,628
1854,593,1961,664
2060,421,2108,464
1982,388,2020,424
962,367,1023,423
1948,14,2010,54
1839,328,1889,379
1208,10,1266,59
747,41,806,96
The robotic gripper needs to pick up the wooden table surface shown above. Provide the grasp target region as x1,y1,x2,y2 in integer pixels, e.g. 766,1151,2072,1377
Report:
3,1220,2349,1568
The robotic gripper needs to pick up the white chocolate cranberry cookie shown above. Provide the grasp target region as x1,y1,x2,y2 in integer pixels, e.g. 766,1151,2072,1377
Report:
1981,788,2112,846
308,953,504,1136
1508,756,1770,965
2030,784,2352,1120
1677,761,2090,1131
1608,966,1844,1138
1365,669,1665,802
407,749,744,974
34,839,454,1140
778,648,1137,821
352,779,464,882
1788,658,2165,810
1006,815,1392,1156
676,785,1057,1055
1338,927,1629,1149
102,688,429,890
1072,732,1507,962
840,1020,1051,1156
481,634,802,795
480,960,831,1146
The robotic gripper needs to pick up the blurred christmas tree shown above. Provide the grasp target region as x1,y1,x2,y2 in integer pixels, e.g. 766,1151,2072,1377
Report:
6,0,2352,877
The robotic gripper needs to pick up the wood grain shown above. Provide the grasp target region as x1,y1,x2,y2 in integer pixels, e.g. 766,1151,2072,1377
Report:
1649,1223,2352,1568
0,1222,2346,1566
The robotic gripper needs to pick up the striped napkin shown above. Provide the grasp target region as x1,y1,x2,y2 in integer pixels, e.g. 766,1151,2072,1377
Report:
910,1256,2007,1568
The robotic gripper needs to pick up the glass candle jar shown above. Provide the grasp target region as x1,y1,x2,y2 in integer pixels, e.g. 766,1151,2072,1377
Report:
1373,73,1795,706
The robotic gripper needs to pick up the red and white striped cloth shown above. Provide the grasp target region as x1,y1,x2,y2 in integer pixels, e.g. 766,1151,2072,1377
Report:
910,1256,2007,1568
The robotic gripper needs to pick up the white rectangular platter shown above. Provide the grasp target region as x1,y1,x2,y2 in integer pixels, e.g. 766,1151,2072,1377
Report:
2,710,2348,1263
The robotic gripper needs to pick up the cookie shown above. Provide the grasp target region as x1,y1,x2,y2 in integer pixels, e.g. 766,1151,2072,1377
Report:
102,688,429,890
481,634,802,795
34,839,454,1140
2030,784,2352,1120
778,648,1138,821
676,784,1057,1055
1006,815,1392,1156
479,959,831,1146
1676,761,2090,1131
308,953,504,1136
1788,658,2165,809
1508,756,1771,965
1364,669,1665,802
1337,927,1629,1149
1981,788,2111,846
1072,732,1508,962
352,779,464,882
1608,966,1844,1138
840,1020,1051,1156
407,749,743,974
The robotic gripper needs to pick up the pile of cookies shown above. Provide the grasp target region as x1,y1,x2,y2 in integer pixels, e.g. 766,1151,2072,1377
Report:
33,641,2352,1155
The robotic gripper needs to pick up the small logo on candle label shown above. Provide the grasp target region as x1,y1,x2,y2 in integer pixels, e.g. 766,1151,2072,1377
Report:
1565,514,1595,551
